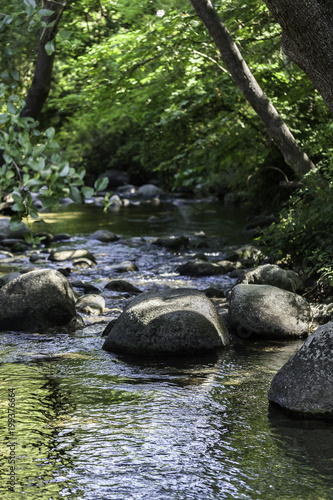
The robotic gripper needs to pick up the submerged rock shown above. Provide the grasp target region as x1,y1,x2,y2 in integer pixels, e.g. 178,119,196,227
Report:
102,288,229,355
0,269,77,332
238,264,304,293
268,322,333,418
229,284,311,339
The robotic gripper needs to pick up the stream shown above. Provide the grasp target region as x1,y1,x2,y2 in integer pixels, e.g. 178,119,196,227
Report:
0,200,333,499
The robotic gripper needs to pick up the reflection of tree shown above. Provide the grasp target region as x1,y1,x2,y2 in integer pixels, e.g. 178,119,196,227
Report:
0,362,81,498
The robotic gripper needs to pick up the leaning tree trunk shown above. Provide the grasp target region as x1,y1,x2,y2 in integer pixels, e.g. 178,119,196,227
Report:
20,0,68,121
189,0,315,176
263,0,333,115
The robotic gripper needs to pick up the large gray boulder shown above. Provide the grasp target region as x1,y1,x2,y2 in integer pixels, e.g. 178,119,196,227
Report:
238,264,304,293
0,269,77,332
229,284,311,339
268,322,333,418
102,288,229,355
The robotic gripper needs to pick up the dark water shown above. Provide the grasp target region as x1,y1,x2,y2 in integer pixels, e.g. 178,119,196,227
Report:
1,202,333,499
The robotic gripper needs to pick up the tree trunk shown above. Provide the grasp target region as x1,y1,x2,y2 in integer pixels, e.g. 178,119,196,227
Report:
20,0,68,121
188,0,315,176
263,0,333,115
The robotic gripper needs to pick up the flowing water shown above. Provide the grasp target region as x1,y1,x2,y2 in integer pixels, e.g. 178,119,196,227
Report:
0,201,333,499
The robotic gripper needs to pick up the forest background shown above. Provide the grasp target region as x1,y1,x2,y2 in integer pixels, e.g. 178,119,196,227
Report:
1,0,333,290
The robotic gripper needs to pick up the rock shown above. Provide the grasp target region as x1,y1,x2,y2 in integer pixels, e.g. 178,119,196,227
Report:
0,269,77,332
0,272,21,288
177,259,226,277
108,261,138,273
99,169,130,188
216,260,243,273
229,284,311,339
53,233,72,242
71,280,100,294
104,279,141,294
152,235,189,251
268,322,333,418
107,194,122,210
238,264,304,293
102,288,229,355
76,294,105,315
88,230,119,243
202,287,225,298
310,302,333,327
1,239,30,252
49,249,96,264
136,184,164,198
72,258,96,268
0,217,29,240
225,245,265,265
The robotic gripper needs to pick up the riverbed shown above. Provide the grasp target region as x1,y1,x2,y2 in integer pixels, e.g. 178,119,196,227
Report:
0,201,333,499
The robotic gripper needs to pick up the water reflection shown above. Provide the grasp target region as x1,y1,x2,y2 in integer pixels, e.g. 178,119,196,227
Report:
269,405,333,478
0,363,80,498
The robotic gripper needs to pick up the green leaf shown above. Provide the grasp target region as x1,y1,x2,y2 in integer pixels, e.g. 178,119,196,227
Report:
45,127,55,139
0,114,9,124
38,9,55,16
9,216,26,232
58,30,72,40
94,177,109,192
24,0,36,8
59,163,70,177
70,186,83,204
44,41,55,56
7,102,18,115
82,186,95,199
10,71,20,82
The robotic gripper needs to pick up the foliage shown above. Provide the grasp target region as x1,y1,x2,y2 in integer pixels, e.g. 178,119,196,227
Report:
259,159,333,284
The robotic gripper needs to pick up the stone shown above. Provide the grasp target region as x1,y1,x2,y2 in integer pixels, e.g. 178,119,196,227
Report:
88,230,119,243
0,272,21,288
152,235,189,251
108,261,138,273
136,184,164,198
238,264,304,293
225,245,265,265
268,322,333,418
76,294,105,315
229,284,311,339
102,288,229,355
0,217,29,240
104,279,141,294
177,259,226,277
99,169,130,188
0,269,77,332
49,249,96,264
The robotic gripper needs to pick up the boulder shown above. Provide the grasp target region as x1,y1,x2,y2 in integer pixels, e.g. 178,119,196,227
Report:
0,217,29,240
88,230,119,243
238,264,304,293
229,284,311,339
136,184,164,198
99,169,129,188
152,235,189,251
225,245,265,266
0,269,77,332
76,294,105,315
102,288,229,355
177,259,226,277
104,279,141,294
268,322,333,418
0,272,21,288
49,249,96,264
